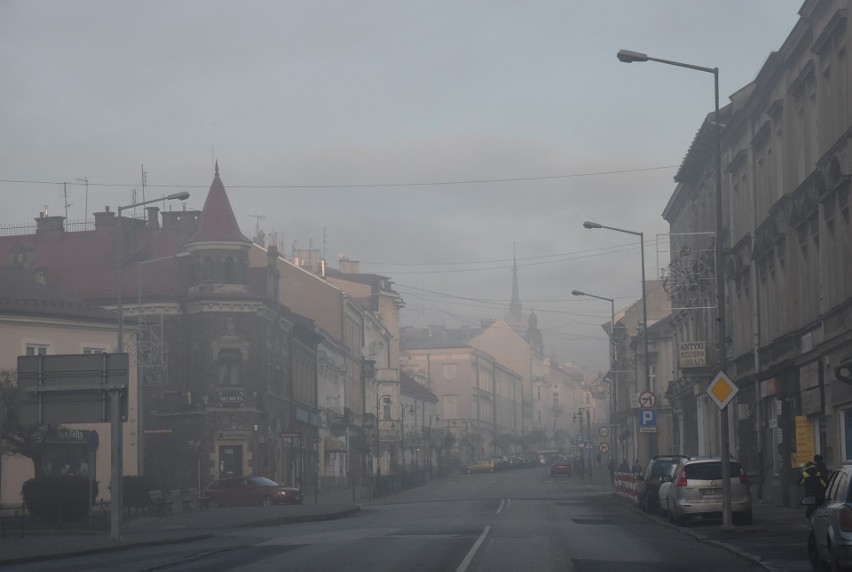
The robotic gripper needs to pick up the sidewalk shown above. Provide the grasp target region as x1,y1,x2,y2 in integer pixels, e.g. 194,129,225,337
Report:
0,485,363,567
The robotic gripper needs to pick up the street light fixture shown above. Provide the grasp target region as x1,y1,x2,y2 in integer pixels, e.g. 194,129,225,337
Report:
375,394,392,472
117,192,190,352
136,251,190,475
572,289,616,466
582,222,650,396
617,47,730,530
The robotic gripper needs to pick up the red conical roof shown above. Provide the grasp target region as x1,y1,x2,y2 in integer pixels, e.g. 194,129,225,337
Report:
189,162,250,244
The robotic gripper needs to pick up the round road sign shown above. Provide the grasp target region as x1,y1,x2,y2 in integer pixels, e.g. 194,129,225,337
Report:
598,426,609,438
598,442,609,453
639,391,656,408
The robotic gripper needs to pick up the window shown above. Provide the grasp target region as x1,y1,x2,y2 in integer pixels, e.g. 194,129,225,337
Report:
83,347,106,354
552,393,558,408
25,344,48,356
218,349,242,386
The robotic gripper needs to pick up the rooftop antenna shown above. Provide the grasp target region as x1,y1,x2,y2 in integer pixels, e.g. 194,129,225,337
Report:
63,182,72,223
141,164,148,205
75,177,88,221
249,215,265,235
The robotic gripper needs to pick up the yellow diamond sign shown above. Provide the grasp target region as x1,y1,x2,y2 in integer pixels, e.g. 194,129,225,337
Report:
707,372,739,409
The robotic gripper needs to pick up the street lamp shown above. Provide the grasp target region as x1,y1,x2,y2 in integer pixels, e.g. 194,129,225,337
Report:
572,289,616,466
401,404,415,470
617,48,730,530
376,394,392,472
136,251,190,475
117,191,190,352
582,222,650,395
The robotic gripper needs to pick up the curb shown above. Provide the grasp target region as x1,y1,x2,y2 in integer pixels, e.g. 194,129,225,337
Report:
611,492,775,572
0,506,361,567
0,533,214,568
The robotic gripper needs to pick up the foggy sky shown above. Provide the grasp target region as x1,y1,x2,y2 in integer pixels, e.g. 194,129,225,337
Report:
0,1,803,372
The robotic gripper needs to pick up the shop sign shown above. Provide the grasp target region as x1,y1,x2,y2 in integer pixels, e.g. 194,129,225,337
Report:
217,388,245,408
679,342,706,368
217,431,248,441
795,416,814,466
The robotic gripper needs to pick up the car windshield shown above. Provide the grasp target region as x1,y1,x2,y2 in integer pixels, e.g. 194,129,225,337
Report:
685,462,741,480
650,460,680,477
251,478,280,488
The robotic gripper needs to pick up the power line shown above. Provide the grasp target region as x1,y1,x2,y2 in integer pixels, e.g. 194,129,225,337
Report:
0,164,676,191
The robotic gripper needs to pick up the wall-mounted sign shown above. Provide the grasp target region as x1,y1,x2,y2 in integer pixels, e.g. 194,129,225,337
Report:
217,388,245,408
217,431,249,441
679,342,706,368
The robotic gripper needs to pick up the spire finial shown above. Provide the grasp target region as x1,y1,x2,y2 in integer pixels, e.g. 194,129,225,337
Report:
215,160,219,177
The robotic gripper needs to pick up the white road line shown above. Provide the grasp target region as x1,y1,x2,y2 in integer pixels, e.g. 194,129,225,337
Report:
456,525,490,572
496,499,505,515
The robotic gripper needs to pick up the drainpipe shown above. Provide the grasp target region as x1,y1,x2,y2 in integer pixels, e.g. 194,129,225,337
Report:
748,117,763,499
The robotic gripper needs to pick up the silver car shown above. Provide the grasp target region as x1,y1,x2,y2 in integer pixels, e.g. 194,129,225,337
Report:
666,457,752,525
805,460,851,571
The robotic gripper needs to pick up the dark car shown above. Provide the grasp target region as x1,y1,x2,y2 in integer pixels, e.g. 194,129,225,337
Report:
550,456,573,477
205,476,302,507
637,455,687,513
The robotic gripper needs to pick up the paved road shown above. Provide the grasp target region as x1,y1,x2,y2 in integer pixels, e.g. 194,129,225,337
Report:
9,467,761,571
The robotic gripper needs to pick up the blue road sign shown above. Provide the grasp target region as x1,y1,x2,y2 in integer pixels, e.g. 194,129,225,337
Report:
638,408,657,433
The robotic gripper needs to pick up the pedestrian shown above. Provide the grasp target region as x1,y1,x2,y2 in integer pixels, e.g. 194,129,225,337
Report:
800,461,827,518
631,459,643,476
814,454,830,482
618,458,629,473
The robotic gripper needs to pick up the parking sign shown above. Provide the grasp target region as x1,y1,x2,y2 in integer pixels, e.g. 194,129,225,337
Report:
638,408,657,433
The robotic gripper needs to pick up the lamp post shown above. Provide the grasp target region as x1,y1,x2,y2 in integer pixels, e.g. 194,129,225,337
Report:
136,251,190,476
572,289,616,466
617,48,730,530
574,407,593,479
401,404,415,470
117,192,190,352
112,191,187,542
583,221,653,460
376,394,391,473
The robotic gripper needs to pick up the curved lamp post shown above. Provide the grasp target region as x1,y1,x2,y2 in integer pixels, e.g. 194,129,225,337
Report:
617,48,730,530
572,289,616,465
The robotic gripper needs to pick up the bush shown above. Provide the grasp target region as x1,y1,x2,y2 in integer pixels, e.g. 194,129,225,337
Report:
123,475,159,510
22,475,98,521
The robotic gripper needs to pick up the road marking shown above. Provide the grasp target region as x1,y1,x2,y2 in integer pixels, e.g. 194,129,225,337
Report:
456,525,490,572
496,499,505,515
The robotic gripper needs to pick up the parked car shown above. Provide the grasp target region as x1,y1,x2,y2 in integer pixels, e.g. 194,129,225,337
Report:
666,457,752,525
464,459,497,474
550,456,573,477
657,464,679,516
205,476,302,507
804,460,852,571
637,455,687,513
490,455,511,470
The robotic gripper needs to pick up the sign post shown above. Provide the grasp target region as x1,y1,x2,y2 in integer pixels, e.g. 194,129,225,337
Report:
707,371,739,532
18,353,129,542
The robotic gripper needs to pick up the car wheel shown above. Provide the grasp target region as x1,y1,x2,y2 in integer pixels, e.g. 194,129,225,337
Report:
261,496,273,507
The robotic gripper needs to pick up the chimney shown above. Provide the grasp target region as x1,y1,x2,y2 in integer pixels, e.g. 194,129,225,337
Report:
34,213,65,235
339,258,360,274
94,207,116,230
146,206,160,229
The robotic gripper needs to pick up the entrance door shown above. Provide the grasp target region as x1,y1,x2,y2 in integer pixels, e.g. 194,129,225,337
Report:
219,445,243,478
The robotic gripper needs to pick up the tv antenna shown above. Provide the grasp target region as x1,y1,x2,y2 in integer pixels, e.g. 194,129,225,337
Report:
249,215,265,234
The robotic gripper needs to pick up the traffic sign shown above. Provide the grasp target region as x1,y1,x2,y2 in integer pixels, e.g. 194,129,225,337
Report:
598,425,609,438
599,442,609,453
707,372,739,409
638,408,657,433
639,391,656,408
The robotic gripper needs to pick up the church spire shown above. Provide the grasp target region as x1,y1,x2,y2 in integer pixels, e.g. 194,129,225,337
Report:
508,244,523,326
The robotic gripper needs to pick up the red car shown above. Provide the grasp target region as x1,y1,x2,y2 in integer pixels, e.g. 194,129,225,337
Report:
550,457,573,477
205,477,302,507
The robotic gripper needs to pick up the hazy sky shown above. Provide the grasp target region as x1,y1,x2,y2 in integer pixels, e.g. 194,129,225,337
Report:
1,1,803,373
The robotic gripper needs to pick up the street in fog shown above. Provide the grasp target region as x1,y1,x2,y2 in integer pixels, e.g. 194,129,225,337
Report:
10,468,759,572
